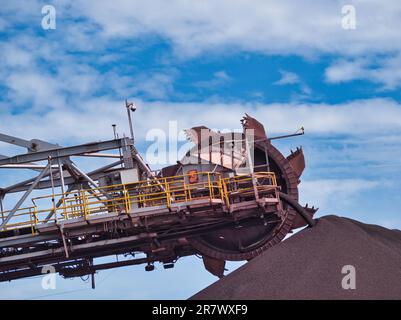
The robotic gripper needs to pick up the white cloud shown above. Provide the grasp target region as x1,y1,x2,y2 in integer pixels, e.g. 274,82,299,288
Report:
132,72,176,99
326,55,401,89
274,70,312,100
325,59,367,83
0,43,33,68
194,70,232,89
67,1,401,89
1,97,401,145
0,33,177,111
3,1,401,59
299,178,380,208
6,72,66,110
60,0,401,58
137,98,401,136
274,70,300,85
3,1,401,91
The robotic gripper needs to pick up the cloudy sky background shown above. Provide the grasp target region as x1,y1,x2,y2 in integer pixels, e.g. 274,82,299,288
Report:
1,0,401,299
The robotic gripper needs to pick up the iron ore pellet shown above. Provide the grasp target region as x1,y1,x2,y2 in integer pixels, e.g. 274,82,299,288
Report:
190,215,401,300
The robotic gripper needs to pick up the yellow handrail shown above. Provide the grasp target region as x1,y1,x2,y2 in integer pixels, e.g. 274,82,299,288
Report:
0,171,278,234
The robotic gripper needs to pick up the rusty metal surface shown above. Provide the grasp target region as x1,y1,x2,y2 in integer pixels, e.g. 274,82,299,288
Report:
202,255,226,278
240,114,268,141
0,113,316,281
287,147,305,181
177,114,315,261
189,209,295,261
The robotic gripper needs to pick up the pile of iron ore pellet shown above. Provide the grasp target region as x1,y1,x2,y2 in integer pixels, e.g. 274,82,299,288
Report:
191,215,401,299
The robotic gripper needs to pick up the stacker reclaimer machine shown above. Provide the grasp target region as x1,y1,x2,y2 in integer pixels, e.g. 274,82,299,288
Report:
0,106,316,286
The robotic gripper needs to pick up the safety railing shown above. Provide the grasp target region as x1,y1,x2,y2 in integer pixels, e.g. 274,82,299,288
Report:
0,171,278,234
222,171,278,203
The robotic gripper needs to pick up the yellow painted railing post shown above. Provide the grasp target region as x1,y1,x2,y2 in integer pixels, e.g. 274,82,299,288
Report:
59,196,64,222
127,189,131,212
81,191,85,219
123,185,130,213
184,175,192,201
31,207,38,235
29,208,33,235
34,207,38,226
86,192,90,219
165,179,171,208
222,178,230,209
207,173,213,199
139,193,144,208
217,175,224,202
183,177,188,202
82,190,89,220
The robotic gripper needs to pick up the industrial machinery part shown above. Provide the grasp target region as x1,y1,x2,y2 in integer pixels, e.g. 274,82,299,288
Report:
0,113,316,283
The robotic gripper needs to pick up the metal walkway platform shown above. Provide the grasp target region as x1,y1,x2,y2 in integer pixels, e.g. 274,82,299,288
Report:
0,171,280,282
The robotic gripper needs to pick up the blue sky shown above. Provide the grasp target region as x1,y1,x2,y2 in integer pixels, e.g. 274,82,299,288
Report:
1,0,401,299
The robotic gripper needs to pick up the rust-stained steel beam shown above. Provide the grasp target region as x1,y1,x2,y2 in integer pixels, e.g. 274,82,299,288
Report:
0,112,316,283
0,162,52,231
3,160,123,194
0,138,132,166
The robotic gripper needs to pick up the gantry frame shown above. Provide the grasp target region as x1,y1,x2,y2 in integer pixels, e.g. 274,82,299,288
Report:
0,133,135,231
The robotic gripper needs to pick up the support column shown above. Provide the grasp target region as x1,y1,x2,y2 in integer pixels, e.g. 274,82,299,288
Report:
0,162,51,230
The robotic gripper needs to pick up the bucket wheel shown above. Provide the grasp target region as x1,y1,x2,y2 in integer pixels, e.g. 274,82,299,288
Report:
189,207,295,261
